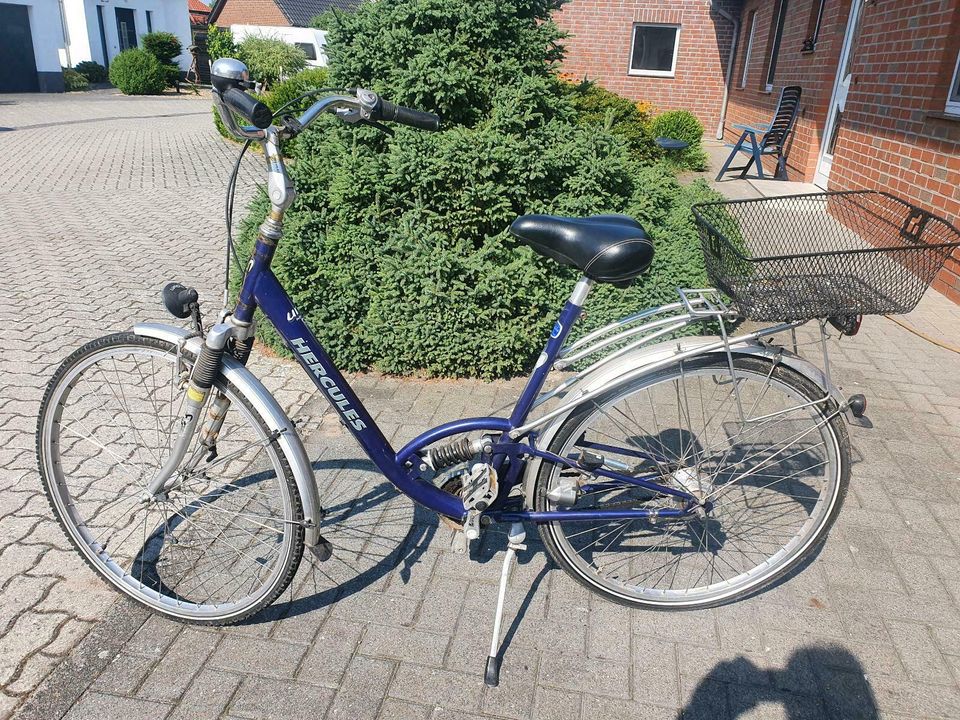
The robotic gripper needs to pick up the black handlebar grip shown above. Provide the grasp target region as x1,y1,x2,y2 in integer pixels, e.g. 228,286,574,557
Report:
222,87,273,129
378,99,440,131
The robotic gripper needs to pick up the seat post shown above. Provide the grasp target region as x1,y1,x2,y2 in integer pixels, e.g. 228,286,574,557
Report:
570,275,594,306
508,276,594,427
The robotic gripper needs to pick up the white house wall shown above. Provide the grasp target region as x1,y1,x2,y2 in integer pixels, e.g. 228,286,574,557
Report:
4,0,66,91
64,0,193,70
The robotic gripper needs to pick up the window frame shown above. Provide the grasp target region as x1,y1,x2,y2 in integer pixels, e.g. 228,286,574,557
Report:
765,0,789,92
627,22,681,78
146,9,153,34
740,11,757,89
947,50,960,115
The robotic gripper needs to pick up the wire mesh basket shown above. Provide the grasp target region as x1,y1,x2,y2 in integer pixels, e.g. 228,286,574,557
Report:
691,191,960,322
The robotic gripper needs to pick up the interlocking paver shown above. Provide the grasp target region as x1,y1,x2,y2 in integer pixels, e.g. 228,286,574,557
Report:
4,90,960,720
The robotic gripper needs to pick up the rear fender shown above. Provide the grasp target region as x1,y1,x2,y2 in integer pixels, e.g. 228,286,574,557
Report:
521,335,846,508
133,323,324,547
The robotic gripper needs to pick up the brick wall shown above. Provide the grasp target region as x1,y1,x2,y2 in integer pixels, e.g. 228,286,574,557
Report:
214,0,289,27
829,0,960,303
724,0,850,181
724,0,960,302
554,0,740,132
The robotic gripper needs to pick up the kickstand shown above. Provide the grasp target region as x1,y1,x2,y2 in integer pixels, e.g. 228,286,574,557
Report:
484,522,526,687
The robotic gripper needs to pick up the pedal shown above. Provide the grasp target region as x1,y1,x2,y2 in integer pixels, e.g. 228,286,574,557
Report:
307,535,333,562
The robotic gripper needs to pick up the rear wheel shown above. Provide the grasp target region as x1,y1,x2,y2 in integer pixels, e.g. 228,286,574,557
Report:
535,355,850,609
37,333,305,624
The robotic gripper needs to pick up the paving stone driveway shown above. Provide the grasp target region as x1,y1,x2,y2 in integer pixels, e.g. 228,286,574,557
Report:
3,90,960,720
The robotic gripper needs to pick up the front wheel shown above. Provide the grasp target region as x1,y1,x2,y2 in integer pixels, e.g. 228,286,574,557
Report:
535,355,850,609
37,333,305,624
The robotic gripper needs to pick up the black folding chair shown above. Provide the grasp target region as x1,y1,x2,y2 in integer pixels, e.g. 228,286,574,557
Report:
716,86,802,181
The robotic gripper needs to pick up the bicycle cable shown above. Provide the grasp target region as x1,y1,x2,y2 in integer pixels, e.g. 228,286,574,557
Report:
222,87,348,307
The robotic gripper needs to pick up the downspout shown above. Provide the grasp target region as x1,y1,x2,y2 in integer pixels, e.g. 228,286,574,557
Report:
58,0,71,68
711,1,740,140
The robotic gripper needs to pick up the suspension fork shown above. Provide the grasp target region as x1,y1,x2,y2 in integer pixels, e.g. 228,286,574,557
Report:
143,320,252,497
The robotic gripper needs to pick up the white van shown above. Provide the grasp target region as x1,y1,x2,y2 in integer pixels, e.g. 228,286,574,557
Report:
231,25,328,68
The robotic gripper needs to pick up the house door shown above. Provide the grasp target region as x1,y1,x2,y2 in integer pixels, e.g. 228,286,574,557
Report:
116,8,138,52
0,3,39,93
814,0,866,188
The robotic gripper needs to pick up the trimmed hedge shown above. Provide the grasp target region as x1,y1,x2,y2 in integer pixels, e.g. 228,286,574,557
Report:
109,49,166,95
73,61,107,84
231,0,720,379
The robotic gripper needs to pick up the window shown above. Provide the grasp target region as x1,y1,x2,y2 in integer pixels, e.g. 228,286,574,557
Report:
296,42,317,61
765,0,789,91
802,0,826,52
740,11,757,89
629,24,680,77
146,10,152,34
947,51,960,115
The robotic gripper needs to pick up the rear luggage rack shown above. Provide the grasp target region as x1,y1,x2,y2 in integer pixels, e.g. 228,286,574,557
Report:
692,191,960,322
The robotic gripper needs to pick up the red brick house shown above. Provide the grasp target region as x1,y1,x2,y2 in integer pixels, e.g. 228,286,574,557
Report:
209,0,358,28
556,0,960,302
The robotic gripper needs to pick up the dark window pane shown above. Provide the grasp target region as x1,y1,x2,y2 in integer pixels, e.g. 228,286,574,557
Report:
952,55,960,102
631,26,678,73
296,42,317,61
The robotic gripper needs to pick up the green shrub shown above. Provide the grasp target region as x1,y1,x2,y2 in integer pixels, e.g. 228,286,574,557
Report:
238,36,306,89
73,60,107,83
563,79,662,165
142,31,182,64
265,67,331,114
234,0,718,378
207,25,237,61
62,68,89,91
141,31,182,88
108,49,167,95
649,109,708,171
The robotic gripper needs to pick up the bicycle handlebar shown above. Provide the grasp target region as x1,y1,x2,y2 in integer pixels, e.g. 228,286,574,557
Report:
221,87,273,130
374,98,440,131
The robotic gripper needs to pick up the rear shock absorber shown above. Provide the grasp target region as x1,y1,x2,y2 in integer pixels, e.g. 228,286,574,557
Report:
425,436,493,470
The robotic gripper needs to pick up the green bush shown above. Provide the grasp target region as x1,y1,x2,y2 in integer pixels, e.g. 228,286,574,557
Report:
234,0,718,378
73,60,107,83
265,67,331,114
142,31,182,64
649,109,708,171
62,68,89,91
142,31,182,88
109,49,167,95
207,25,237,61
563,79,662,165
238,36,306,89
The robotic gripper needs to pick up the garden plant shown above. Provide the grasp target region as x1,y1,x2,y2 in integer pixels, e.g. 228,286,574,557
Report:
229,0,717,378
109,49,167,95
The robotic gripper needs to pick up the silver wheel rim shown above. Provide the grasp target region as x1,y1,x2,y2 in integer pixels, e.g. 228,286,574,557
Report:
41,341,297,621
545,362,842,607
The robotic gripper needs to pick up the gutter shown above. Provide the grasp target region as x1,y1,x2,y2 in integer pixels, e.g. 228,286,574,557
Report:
711,1,740,140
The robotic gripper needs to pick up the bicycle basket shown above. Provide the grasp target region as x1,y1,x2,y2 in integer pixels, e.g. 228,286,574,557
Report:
691,191,960,321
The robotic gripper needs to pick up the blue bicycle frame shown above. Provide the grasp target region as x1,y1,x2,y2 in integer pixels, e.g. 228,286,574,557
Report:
232,231,698,525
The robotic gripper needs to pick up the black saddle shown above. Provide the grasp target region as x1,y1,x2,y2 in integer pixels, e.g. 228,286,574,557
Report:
509,214,654,286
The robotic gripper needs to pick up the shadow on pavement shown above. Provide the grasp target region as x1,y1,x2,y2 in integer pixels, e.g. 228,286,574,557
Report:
680,644,879,719
243,456,439,624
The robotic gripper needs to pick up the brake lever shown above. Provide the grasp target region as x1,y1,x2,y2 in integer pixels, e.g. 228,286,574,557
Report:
362,119,394,137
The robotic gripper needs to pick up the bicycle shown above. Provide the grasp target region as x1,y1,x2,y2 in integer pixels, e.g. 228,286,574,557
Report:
36,58,960,686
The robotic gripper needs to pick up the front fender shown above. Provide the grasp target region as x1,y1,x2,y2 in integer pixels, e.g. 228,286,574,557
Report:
521,335,847,508
133,323,324,548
